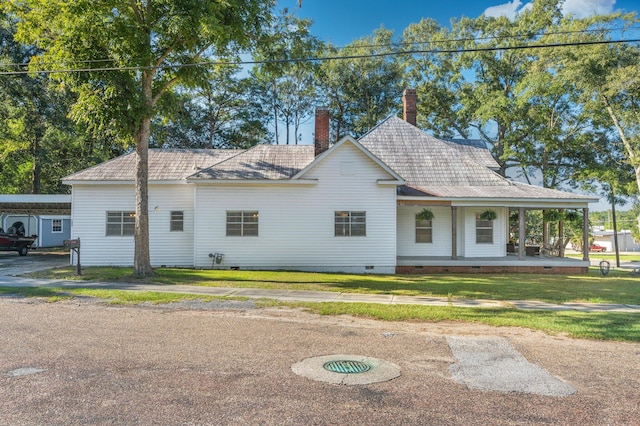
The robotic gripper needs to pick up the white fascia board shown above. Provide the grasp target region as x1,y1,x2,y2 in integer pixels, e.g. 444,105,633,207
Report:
397,196,596,209
62,180,187,186
293,136,404,183
377,179,405,186
187,179,318,186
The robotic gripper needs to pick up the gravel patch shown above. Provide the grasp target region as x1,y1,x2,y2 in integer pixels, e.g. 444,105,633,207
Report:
152,299,257,311
447,336,576,396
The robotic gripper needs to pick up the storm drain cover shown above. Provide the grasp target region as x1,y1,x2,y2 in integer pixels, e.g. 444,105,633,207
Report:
323,360,371,374
292,354,401,385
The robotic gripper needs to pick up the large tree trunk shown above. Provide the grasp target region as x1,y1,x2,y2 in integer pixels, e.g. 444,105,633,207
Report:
602,95,640,233
133,71,154,278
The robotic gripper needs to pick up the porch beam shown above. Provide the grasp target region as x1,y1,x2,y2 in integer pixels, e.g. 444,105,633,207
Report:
451,206,457,260
582,207,589,262
518,207,526,260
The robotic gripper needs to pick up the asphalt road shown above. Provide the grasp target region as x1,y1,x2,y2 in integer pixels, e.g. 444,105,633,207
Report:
1,297,639,425
1,251,639,424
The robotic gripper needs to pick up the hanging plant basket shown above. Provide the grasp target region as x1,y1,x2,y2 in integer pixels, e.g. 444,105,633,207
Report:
479,209,497,221
564,211,581,222
416,208,434,221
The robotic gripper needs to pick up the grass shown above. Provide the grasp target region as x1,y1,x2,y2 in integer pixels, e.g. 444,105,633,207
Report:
0,286,243,305
1,285,638,342
15,266,640,342
566,253,640,262
287,302,640,342
28,265,640,305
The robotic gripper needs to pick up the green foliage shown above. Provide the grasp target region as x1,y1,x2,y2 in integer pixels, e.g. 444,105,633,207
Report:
479,209,497,221
416,208,435,221
317,28,404,139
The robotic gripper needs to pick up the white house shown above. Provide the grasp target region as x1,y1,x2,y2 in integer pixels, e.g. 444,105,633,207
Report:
62,90,598,274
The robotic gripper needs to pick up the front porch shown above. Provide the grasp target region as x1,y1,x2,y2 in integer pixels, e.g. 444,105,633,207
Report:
396,254,589,274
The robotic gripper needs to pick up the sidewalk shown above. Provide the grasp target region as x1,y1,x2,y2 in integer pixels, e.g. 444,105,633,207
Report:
1,275,638,313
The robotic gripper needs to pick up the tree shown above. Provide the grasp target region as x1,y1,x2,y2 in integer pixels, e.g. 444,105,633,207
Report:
252,11,322,144
555,10,640,228
6,0,274,277
152,66,271,149
317,28,403,139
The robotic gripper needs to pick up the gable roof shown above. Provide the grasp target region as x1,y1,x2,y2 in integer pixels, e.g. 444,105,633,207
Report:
63,149,240,182
293,136,404,183
358,116,596,201
189,145,314,181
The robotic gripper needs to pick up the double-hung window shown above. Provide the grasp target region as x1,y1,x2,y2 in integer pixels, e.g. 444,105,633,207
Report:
170,211,184,232
334,211,366,236
475,214,493,244
106,211,135,236
226,211,259,236
415,216,433,243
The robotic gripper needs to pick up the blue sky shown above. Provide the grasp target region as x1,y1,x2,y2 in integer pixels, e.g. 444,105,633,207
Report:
280,0,638,46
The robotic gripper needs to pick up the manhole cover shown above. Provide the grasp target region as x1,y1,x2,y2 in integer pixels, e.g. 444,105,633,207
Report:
323,360,371,374
292,354,401,385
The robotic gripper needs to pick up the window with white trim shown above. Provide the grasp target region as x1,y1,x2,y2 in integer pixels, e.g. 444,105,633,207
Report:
475,214,493,244
415,216,432,243
335,211,366,236
52,219,63,233
226,211,259,236
106,211,135,236
170,211,184,232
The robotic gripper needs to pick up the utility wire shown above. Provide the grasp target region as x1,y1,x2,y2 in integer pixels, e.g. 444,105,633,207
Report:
1,25,638,70
0,38,638,76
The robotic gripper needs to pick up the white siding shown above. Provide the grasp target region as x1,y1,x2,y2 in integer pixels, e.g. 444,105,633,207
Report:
462,207,508,257
70,184,194,266
194,142,397,273
397,206,452,256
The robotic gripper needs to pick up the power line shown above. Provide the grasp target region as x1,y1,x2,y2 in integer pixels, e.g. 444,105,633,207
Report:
0,38,638,76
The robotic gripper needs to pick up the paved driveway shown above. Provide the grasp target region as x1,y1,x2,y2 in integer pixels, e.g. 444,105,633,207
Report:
0,250,68,276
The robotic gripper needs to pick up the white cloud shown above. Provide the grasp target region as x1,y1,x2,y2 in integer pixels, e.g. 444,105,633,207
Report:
483,0,532,19
482,0,616,20
561,0,616,18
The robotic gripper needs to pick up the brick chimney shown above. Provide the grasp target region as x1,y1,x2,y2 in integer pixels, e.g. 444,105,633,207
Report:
314,107,330,156
402,88,417,126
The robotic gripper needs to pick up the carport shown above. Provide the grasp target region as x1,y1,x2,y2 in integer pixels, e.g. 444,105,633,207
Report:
0,194,72,247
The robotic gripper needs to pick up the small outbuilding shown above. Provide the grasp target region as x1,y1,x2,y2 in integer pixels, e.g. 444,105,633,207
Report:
0,194,72,248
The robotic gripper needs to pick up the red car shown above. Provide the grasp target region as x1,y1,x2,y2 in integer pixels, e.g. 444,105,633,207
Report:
589,244,606,253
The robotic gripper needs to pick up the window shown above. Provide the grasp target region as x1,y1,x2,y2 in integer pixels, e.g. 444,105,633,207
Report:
226,211,259,236
335,211,366,236
415,216,432,243
170,211,184,232
106,211,135,236
52,219,63,233
476,214,493,244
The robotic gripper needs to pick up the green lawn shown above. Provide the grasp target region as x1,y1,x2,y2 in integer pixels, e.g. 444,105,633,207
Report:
1,285,638,342
27,265,640,305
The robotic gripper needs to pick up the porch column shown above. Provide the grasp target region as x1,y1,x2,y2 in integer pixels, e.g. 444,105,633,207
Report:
518,207,526,260
582,207,589,262
451,206,457,260
558,209,565,258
